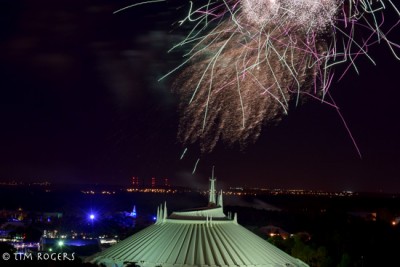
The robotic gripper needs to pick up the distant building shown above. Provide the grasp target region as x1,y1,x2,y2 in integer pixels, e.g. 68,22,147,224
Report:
260,225,290,239
132,177,139,188
87,173,308,267
0,208,27,221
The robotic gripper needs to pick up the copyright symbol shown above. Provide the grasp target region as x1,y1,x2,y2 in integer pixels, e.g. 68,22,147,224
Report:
2,252,10,260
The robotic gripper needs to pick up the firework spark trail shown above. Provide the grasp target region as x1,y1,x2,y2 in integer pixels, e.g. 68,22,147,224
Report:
117,0,400,154
158,0,399,153
192,158,200,174
113,0,166,14
168,0,331,152
173,16,327,151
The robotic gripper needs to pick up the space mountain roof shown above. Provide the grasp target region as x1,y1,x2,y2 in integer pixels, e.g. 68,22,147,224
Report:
87,176,309,267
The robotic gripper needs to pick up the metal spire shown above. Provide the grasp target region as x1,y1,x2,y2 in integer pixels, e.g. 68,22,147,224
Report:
159,204,163,222
209,166,217,205
163,201,168,220
217,190,223,207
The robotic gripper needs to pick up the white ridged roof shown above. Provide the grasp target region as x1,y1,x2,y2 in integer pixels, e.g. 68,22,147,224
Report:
87,176,309,267
88,218,308,267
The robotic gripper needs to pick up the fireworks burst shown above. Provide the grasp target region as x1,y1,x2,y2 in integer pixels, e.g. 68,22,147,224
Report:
120,0,400,154
173,15,327,151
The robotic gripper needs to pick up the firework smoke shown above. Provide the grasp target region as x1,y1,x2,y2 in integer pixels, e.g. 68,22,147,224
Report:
122,0,399,154
163,0,400,153
174,15,327,152
169,0,337,152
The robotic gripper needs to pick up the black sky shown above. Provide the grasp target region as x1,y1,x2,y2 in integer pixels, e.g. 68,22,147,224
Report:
0,0,399,192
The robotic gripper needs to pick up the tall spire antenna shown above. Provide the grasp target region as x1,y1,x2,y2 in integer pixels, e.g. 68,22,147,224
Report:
209,166,217,205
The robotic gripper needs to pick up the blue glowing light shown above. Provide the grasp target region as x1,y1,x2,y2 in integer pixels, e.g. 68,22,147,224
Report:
131,206,137,218
152,216,157,221
90,214,95,220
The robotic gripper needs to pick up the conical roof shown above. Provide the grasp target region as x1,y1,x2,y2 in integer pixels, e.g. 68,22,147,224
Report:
87,179,308,267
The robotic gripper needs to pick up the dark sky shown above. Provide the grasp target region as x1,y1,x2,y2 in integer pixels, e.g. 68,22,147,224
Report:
0,0,399,192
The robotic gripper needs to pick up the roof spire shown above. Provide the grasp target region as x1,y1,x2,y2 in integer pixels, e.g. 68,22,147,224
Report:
156,206,160,224
159,204,163,222
217,190,223,207
209,166,217,205
163,201,168,220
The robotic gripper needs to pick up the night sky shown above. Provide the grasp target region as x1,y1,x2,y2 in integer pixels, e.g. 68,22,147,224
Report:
0,0,399,192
